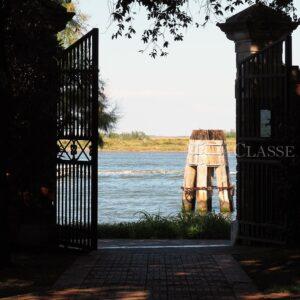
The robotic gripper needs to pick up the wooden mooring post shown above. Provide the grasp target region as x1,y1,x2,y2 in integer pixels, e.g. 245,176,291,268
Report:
182,130,234,213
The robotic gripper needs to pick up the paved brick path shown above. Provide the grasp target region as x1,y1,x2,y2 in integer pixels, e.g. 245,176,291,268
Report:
80,251,234,299
49,241,259,300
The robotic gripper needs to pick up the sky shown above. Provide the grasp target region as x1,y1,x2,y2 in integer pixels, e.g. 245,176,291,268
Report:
78,0,300,136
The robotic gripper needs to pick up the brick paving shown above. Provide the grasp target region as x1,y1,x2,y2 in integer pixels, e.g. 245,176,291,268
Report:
49,241,260,300
81,251,233,299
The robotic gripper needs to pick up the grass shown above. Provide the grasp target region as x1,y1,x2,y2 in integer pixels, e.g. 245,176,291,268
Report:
101,136,236,152
98,212,231,239
102,136,190,152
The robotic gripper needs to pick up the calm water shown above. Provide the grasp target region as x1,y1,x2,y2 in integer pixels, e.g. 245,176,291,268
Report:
98,152,237,223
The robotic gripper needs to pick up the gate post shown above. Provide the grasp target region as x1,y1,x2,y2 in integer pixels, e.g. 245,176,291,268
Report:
217,3,298,66
217,3,299,245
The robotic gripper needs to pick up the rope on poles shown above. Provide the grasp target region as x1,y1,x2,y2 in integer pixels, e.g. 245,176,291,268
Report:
181,185,235,196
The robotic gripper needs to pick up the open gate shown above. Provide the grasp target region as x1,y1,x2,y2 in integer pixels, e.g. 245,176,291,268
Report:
236,35,293,244
56,29,99,250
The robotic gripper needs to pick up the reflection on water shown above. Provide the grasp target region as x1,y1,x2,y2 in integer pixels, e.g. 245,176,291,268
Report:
98,152,236,223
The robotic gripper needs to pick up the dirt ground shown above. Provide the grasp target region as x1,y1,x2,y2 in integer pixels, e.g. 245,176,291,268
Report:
0,248,79,298
233,246,300,299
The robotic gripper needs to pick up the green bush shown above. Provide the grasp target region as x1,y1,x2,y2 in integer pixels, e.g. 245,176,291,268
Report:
106,131,149,140
98,212,231,239
225,130,236,139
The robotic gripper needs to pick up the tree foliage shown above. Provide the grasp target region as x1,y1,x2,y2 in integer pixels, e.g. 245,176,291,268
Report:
1,0,72,229
57,0,88,47
98,80,119,147
111,0,298,57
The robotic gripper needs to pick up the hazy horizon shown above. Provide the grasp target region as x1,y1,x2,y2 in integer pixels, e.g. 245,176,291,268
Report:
106,131,236,137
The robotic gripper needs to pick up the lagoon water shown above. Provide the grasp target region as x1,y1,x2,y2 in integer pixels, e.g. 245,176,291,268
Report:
98,152,237,223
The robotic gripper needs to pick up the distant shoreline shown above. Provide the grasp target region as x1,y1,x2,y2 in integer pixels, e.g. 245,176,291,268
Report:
101,137,236,153
100,149,187,153
59,136,236,153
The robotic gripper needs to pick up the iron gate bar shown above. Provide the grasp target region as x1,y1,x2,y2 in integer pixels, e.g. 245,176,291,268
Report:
91,29,99,250
56,28,99,250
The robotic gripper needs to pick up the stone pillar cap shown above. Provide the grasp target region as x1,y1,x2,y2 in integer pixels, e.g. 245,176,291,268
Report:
217,3,299,41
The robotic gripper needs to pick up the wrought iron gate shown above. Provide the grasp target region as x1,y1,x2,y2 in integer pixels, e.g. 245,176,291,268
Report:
236,35,292,244
56,29,99,250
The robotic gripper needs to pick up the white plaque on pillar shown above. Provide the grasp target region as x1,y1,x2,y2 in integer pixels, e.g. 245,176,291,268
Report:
260,109,271,138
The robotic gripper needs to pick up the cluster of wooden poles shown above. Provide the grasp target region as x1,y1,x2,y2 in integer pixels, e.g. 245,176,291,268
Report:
182,130,234,213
